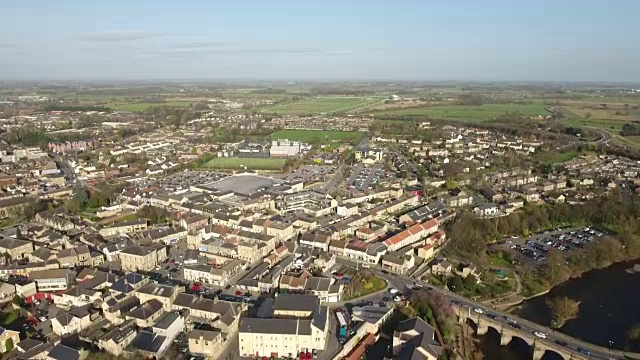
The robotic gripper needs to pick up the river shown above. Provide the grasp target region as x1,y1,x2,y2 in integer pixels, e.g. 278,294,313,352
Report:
472,260,640,358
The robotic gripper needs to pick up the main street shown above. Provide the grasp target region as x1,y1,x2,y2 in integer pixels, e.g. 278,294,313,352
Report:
333,257,629,360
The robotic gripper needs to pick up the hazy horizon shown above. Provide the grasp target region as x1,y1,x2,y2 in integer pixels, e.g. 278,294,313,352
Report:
2,1,639,82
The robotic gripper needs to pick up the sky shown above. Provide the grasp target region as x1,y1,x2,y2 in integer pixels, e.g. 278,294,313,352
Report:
1,0,639,82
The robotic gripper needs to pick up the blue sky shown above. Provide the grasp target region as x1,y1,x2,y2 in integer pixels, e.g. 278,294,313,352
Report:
1,0,638,82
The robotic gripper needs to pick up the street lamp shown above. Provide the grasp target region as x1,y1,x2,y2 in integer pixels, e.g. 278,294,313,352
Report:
608,340,614,350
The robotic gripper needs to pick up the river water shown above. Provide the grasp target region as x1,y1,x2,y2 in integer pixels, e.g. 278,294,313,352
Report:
474,260,640,358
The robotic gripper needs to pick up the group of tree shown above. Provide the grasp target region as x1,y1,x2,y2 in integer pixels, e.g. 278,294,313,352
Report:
63,187,89,214
138,206,172,225
545,296,580,328
457,93,485,106
145,106,197,128
620,123,640,136
409,290,457,346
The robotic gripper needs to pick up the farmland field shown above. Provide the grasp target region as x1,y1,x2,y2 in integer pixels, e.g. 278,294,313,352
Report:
370,103,550,121
560,118,628,131
204,157,286,170
222,89,306,100
558,104,640,121
270,129,365,143
109,101,194,112
262,96,382,114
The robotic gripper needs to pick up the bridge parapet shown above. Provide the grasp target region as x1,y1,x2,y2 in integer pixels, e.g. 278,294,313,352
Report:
452,303,593,360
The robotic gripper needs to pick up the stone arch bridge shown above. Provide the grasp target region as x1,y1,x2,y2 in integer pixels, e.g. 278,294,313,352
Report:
452,303,639,360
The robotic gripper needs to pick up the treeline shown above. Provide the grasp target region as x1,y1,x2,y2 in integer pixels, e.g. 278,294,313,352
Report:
250,88,287,94
43,105,112,112
309,87,376,96
1,127,92,148
372,114,576,145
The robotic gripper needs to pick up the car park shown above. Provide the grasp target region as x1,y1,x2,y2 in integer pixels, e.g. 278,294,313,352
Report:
499,226,606,264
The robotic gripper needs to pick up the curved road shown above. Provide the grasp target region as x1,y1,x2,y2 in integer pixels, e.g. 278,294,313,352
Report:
334,258,633,360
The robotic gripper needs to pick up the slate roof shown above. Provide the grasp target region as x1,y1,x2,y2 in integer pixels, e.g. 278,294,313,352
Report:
239,318,313,335
47,344,80,360
188,329,221,341
312,306,328,331
304,277,333,292
15,338,42,352
129,330,166,354
129,299,163,320
111,273,147,293
104,320,137,345
0,237,30,249
120,245,155,257
135,283,175,298
394,317,443,360
153,311,180,330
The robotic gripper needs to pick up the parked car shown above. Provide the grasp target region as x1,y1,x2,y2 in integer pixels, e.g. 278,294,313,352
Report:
577,348,591,356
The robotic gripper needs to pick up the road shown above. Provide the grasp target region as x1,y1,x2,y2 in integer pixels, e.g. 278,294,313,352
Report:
589,127,612,145
321,136,369,194
53,154,79,185
390,146,419,175
333,257,629,360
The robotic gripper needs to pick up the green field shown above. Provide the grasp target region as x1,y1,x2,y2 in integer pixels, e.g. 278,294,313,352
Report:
560,118,627,131
534,149,579,164
270,129,365,143
109,101,194,112
262,96,382,114
222,88,307,100
372,103,550,121
204,157,286,170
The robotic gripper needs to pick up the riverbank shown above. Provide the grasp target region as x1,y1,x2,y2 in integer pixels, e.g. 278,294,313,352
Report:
517,246,640,300
513,259,640,351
